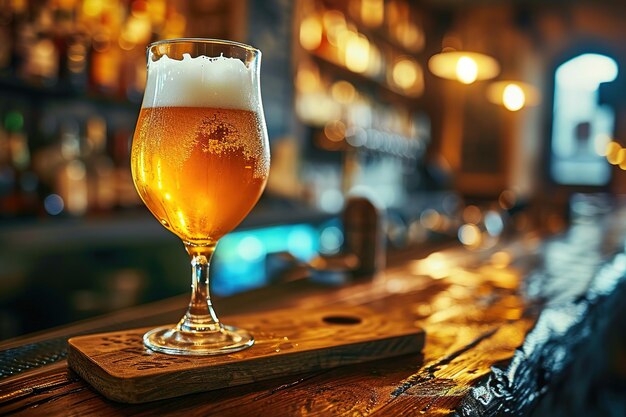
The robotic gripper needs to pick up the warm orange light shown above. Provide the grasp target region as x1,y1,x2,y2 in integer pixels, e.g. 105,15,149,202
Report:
147,0,166,25
161,12,186,39
487,81,540,110
295,63,321,93
331,80,356,104
619,150,626,170
617,148,626,168
490,251,512,268
428,51,500,83
462,205,482,224
393,58,418,89
130,0,148,18
396,22,424,52
324,120,346,142
345,33,370,73
295,93,341,127
361,0,384,27
456,56,478,84
323,10,347,47
606,141,622,165
366,44,382,77
83,0,104,17
300,15,323,51
458,223,482,248
502,83,525,111
390,57,424,96
498,190,517,210
412,252,449,279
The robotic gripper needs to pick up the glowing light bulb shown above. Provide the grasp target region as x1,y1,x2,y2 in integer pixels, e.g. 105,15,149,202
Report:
458,223,481,247
345,33,370,74
606,141,622,165
331,80,356,103
486,81,540,109
617,148,626,168
392,59,418,89
456,56,478,84
300,16,322,51
361,0,384,27
502,83,525,111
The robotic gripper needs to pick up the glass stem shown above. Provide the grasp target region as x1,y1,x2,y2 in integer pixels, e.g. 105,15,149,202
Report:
177,242,222,333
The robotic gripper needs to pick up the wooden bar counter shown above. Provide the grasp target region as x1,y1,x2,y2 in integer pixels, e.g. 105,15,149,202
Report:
2,209,626,416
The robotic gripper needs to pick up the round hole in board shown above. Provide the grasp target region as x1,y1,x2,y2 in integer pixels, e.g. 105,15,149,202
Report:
322,315,362,325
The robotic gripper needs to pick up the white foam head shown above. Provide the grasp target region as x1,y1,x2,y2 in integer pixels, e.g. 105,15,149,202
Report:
142,53,258,111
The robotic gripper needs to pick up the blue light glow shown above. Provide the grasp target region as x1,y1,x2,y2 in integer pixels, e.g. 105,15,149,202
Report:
211,223,322,296
319,226,344,254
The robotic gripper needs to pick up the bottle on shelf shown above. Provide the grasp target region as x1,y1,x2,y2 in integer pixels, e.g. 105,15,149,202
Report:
83,116,115,212
0,109,39,217
17,8,60,86
55,120,87,216
63,31,90,91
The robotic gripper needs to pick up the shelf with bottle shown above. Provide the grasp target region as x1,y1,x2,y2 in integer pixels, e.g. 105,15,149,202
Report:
0,0,193,220
295,57,429,159
0,0,189,107
320,0,427,54
297,0,427,100
293,0,433,164
293,0,434,217
306,53,422,105
0,104,142,220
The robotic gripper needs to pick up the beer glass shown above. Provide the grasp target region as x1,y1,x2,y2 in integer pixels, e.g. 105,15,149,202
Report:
131,39,270,355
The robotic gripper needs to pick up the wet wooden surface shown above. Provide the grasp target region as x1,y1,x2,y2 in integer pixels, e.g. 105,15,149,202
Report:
68,305,424,403
2,210,626,416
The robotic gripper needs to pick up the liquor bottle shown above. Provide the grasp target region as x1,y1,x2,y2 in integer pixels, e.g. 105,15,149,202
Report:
83,116,115,212
55,121,87,216
89,11,121,96
18,8,60,86
65,31,90,91
0,110,39,217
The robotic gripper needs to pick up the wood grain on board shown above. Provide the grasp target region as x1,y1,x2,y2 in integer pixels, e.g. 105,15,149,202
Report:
67,305,425,403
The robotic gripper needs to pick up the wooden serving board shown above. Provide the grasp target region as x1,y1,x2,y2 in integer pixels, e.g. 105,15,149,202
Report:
68,305,424,403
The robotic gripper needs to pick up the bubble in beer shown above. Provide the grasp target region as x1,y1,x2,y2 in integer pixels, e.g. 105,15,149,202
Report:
131,52,270,243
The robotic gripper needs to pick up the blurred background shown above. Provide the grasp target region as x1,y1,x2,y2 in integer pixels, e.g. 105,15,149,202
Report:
0,0,625,339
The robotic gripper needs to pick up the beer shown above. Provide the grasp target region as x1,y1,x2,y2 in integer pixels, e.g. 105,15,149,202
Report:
133,39,268,355
131,106,269,244
131,51,269,245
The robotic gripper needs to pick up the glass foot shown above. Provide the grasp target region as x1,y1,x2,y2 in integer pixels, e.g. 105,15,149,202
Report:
143,325,254,356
